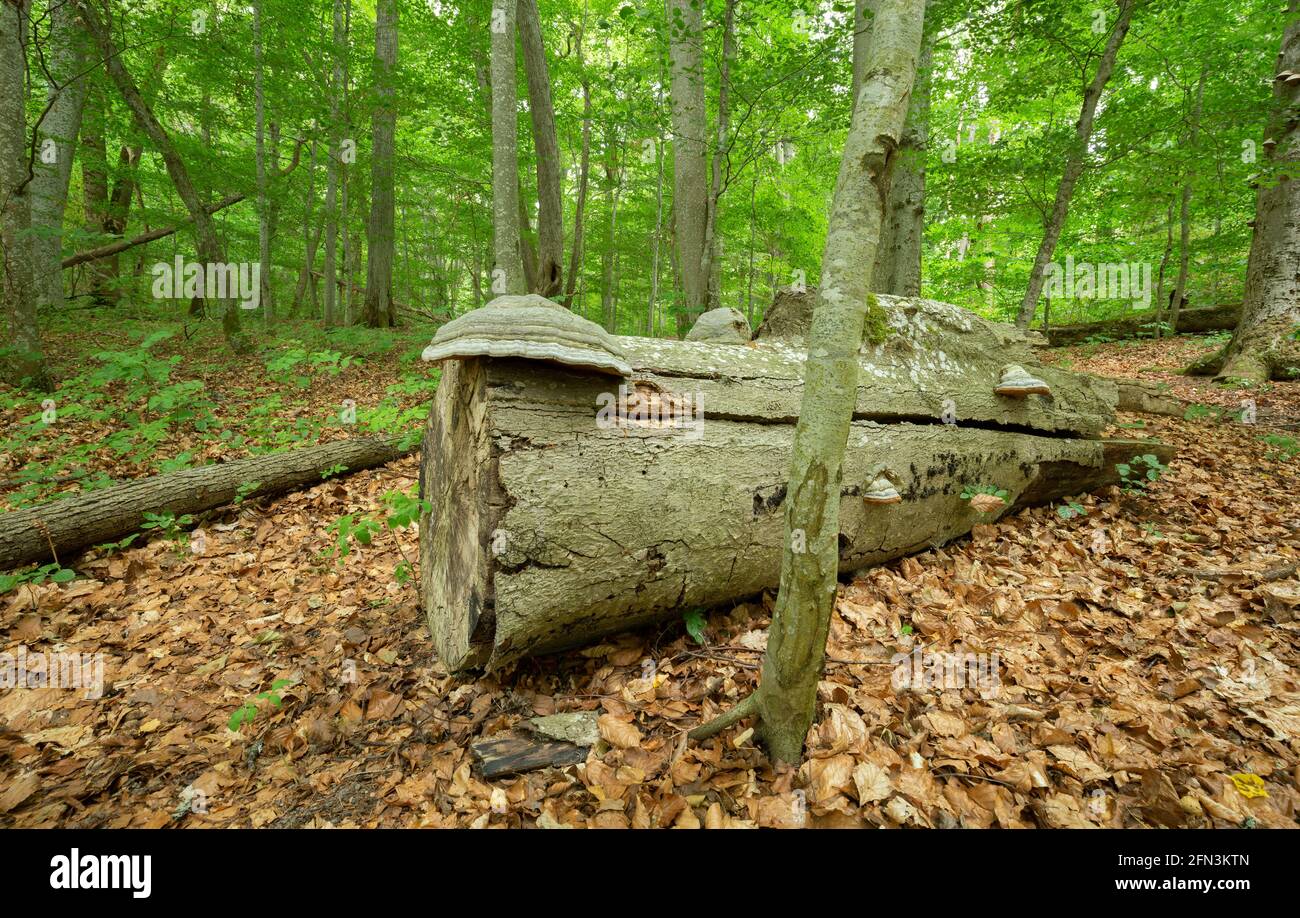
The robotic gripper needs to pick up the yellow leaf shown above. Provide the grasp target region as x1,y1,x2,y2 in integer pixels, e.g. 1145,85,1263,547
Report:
1228,773,1268,799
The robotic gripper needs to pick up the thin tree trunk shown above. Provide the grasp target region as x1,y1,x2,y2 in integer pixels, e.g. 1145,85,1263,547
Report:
669,0,709,322
1213,2,1300,382
562,22,592,310
78,0,249,353
254,0,271,319
340,0,352,325
647,125,666,335
362,0,398,326
294,138,320,312
1015,0,1135,329
518,0,563,296
690,0,927,763
488,0,526,296
1154,197,1174,331
699,0,735,311
1169,66,1207,334
322,0,344,327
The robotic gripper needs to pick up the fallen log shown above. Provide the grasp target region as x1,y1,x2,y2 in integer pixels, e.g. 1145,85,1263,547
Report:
0,436,408,570
1112,378,1187,417
420,293,1174,671
1043,303,1241,347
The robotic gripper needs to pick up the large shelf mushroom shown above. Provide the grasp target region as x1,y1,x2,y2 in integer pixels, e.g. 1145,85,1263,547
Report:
422,294,632,377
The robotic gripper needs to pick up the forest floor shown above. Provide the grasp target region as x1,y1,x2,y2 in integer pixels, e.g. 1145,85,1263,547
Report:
2,321,1298,828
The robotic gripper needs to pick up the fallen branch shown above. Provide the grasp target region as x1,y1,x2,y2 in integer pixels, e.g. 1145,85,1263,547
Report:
0,435,410,571
60,137,306,270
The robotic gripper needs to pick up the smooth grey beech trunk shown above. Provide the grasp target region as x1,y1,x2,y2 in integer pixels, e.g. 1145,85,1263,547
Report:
254,0,271,319
489,0,526,297
519,0,564,298
562,30,591,311
1015,0,1135,330
0,0,45,388
1213,2,1300,383
363,0,398,327
1170,67,1207,335
30,0,90,318
322,0,345,326
669,0,709,323
689,0,929,763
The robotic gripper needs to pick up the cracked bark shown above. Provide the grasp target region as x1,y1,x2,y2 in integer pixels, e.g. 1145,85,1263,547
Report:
417,292,1156,678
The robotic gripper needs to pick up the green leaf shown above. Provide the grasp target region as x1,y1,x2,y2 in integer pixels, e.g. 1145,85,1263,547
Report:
683,609,707,645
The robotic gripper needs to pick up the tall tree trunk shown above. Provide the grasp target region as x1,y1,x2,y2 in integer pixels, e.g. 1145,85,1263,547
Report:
293,138,320,313
362,0,398,327
0,0,47,388
647,123,666,335
669,0,709,324
600,123,618,330
518,0,563,297
1170,66,1207,334
30,0,90,316
1213,3,1300,383
254,0,271,319
488,0,526,296
690,0,927,764
699,0,735,311
1154,196,1174,331
873,18,931,296
562,22,591,310
78,0,249,353
340,0,352,325
1015,0,1135,330
322,0,344,327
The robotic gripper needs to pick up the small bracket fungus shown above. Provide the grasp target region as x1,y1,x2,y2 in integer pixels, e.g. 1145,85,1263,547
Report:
994,364,1052,398
422,294,632,376
685,307,752,344
862,475,903,505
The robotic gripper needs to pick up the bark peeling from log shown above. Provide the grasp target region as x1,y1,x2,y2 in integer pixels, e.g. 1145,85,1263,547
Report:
419,297,1158,672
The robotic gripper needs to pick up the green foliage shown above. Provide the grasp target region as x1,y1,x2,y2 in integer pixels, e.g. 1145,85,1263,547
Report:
1056,500,1087,520
228,679,295,732
683,609,708,646
1117,454,1169,494
264,347,359,388
0,562,75,595
140,511,196,544
1261,434,1299,462
960,485,1009,500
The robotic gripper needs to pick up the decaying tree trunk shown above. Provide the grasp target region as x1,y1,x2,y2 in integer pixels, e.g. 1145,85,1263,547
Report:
1043,302,1241,346
0,437,409,571
418,292,1172,674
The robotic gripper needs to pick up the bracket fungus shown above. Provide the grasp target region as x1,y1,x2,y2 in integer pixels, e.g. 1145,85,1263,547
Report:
421,294,633,377
862,475,903,505
686,307,753,344
994,364,1052,398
